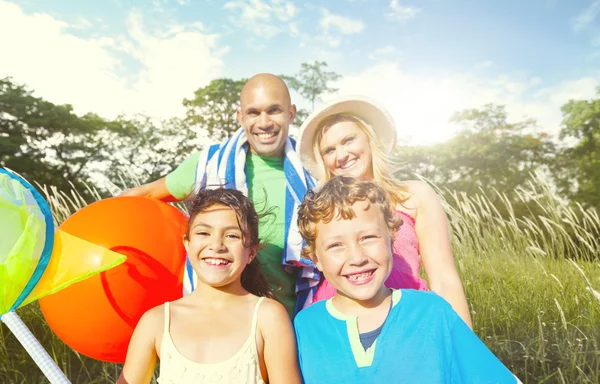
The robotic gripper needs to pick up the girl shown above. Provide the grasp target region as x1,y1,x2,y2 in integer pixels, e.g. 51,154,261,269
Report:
117,188,301,384
298,95,472,328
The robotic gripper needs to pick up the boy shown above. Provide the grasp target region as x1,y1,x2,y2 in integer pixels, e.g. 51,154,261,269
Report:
295,176,521,383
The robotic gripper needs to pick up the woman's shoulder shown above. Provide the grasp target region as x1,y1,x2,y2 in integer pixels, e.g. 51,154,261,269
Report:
396,180,441,211
398,179,436,195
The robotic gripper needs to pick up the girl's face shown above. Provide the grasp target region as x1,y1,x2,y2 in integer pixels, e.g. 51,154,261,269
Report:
184,204,255,289
318,121,374,181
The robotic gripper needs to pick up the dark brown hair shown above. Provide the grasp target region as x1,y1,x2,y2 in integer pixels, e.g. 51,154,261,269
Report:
185,188,272,298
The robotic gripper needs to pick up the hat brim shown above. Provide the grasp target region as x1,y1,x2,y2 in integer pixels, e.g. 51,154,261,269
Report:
298,95,397,181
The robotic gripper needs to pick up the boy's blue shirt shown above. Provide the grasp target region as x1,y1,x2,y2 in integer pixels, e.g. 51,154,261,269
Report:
294,289,518,384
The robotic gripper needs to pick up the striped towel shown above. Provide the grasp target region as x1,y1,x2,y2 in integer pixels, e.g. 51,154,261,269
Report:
183,128,321,313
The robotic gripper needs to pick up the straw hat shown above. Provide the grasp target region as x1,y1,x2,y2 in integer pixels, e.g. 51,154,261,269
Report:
298,95,397,181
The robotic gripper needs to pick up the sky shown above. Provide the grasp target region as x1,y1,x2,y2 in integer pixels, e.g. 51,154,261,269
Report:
1,0,600,145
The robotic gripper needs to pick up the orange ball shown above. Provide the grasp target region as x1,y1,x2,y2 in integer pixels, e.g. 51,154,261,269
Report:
39,197,187,363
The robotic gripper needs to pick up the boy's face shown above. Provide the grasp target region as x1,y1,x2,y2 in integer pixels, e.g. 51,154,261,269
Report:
313,200,393,303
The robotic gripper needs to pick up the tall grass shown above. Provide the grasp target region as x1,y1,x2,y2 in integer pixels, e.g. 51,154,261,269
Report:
1,175,599,383
439,175,600,383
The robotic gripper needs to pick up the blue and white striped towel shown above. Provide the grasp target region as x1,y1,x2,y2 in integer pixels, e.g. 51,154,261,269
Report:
183,128,321,313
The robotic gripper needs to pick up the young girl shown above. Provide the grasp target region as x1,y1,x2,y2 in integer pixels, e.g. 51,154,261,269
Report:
117,188,301,384
298,95,472,328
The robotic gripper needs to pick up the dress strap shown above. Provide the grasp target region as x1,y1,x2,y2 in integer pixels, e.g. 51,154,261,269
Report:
250,297,265,337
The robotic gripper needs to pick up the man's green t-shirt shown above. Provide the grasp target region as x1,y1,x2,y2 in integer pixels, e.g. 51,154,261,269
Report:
165,151,297,316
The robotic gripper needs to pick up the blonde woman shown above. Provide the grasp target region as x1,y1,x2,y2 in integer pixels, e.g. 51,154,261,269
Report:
298,96,472,328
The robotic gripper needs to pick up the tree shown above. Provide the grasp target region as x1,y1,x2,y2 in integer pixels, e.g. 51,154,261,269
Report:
394,104,556,216
283,61,341,111
0,77,121,197
182,78,246,141
556,88,600,210
99,115,200,187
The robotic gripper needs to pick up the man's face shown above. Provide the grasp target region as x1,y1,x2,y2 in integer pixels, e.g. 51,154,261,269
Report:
313,201,393,304
237,84,296,158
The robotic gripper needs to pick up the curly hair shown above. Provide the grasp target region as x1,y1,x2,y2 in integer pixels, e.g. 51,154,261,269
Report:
185,188,272,298
297,176,402,259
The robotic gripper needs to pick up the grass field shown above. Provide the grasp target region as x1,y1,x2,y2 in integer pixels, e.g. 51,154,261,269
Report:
1,177,599,383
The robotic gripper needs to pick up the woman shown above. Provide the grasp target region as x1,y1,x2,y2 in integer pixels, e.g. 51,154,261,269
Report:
298,95,472,328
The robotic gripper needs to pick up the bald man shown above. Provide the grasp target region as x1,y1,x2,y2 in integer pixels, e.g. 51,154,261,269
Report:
121,74,319,317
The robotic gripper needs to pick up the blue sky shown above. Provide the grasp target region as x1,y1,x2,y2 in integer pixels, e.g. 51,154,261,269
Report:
2,0,600,144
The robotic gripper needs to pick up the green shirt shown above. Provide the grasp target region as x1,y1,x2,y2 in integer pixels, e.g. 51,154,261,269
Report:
245,153,297,317
165,150,297,316
165,151,201,200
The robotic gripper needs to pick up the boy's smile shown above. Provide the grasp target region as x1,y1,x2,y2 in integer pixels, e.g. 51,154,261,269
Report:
314,200,393,305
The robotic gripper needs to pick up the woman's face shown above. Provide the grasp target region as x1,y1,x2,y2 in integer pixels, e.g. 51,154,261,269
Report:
318,121,374,180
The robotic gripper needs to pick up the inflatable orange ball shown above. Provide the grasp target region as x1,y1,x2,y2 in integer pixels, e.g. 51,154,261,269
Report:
39,197,187,363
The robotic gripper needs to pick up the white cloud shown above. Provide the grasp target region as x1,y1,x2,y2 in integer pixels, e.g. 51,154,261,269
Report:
224,0,296,38
385,0,420,22
290,22,300,36
0,1,227,119
368,45,397,60
320,9,364,35
573,1,600,31
70,16,93,30
474,60,494,70
327,62,599,146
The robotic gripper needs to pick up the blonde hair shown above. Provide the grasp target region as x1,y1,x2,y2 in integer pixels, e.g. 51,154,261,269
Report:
297,176,402,259
312,113,409,206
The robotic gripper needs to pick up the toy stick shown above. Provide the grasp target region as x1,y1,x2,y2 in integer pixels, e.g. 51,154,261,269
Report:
1,311,71,384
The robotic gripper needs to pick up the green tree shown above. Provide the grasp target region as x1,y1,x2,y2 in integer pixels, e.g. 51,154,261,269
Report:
556,88,600,210
182,78,246,141
283,61,341,111
394,104,556,215
100,115,199,186
0,77,120,196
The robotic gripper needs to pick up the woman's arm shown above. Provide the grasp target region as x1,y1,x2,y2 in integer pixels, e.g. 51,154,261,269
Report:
408,180,473,328
260,299,302,384
116,307,162,384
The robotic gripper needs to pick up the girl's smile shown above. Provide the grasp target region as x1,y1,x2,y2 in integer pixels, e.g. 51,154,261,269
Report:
184,204,255,288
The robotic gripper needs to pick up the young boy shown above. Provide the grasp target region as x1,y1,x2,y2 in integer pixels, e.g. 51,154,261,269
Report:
295,176,521,383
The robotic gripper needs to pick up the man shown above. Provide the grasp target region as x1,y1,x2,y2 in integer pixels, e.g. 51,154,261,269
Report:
121,73,319,317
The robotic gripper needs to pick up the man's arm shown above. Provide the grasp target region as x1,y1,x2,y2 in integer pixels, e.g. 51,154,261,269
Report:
118,151,202,202
119,177,178,202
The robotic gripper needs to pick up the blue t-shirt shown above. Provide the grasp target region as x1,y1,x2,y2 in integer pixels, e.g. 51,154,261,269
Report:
294,290,519,384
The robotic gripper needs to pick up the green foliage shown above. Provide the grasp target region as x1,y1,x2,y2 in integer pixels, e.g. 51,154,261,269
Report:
283,61,341,111
394,104,556,217
293,107,309,130
556,88,600,211
182,78,246,141
0,77,122,198
101,115,199,187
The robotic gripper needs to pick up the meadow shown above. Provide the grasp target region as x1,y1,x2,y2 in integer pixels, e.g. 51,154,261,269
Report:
1,176,599,383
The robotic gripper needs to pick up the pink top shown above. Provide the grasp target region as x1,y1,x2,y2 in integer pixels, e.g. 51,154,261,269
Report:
312,210,428,303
